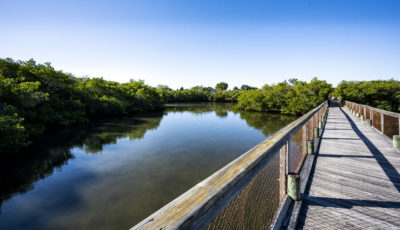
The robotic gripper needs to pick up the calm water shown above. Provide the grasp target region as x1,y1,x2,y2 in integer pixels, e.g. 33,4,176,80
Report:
0,103,296,230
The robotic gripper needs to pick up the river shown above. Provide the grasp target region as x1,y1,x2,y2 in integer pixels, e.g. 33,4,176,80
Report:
0,103,296,230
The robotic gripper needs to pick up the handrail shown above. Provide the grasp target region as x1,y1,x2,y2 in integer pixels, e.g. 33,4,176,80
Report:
344,101,400,141
131,101,328,230
345,100,400,118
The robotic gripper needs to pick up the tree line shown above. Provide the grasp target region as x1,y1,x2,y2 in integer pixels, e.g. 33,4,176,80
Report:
1,58,398,154
334,80,400,112
0,58,163,154
236,78,333,115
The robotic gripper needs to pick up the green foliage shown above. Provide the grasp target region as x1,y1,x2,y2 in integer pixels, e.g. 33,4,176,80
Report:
215,82,228,91
334,80,400,112
240,85,256,90
0,58,163,154
0,104,29,152
235,89,267,111
236,78,333,115
2,57,397,154
160,87,243,103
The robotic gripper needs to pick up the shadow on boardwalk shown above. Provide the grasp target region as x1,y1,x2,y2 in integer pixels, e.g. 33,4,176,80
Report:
296,105,400,229
340,107,400,192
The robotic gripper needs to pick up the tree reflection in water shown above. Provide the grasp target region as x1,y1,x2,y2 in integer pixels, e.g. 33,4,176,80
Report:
0,103,296,221
0,113,163,212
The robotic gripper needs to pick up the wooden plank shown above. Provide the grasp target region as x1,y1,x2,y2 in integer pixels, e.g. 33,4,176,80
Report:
290,105,400,229
304,195,398,228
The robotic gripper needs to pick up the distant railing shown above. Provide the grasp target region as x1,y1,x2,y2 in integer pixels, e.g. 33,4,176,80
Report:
344,101,400,144
131,101,329,230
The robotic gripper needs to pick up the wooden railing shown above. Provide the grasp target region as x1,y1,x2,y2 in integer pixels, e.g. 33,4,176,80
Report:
344,101,400,146
131,101,329,230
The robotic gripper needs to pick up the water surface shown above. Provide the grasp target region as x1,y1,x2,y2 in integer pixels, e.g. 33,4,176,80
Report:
0,103,296,230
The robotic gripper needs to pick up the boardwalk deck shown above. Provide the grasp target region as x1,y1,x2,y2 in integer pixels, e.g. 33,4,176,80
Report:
296,105,400,229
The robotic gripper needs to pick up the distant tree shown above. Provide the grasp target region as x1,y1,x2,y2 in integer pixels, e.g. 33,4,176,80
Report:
240,85,256,90
236,78,333,115
157,85,171,91
205,87,215,92
334,79,400,112
216,82,228,91
233,86,239,90
191,86,209,93
179,87,184,91
288,78,299,86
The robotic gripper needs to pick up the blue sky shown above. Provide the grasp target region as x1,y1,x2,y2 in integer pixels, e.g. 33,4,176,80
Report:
1,0,399,89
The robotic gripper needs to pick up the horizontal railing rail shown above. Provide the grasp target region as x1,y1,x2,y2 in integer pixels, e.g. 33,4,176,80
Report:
131,101,329,230
344,101,400,147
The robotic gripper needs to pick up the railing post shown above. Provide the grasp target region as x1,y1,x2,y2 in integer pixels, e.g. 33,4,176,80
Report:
364,106,366,118
286,139,290,175
303,121,308,155
311,114,316,140
381,113,384,134
394,135,400,148
287,174,300,201
307,141,314,155
279,143,287,201
313,127,319,138
371,109,373,126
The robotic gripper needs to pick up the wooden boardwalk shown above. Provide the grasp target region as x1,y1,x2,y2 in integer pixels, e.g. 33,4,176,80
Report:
296,105,400,229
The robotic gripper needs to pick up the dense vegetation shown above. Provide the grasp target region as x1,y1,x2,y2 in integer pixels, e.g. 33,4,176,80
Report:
1,58,398,154
334,80,400,112
235,78,333,115
159,86,243,102
0,58,163,154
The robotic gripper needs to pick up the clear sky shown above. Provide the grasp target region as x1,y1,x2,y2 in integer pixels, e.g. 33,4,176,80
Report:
1,0,399,89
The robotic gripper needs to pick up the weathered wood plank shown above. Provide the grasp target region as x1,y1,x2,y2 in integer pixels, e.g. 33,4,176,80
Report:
292,105,400,229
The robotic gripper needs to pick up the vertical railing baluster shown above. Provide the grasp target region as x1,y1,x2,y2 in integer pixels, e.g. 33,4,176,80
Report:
304,121,308,156
381,113,384,134
364,106,366,118
371,109,373,127
279,143,287,201
286,139,290,175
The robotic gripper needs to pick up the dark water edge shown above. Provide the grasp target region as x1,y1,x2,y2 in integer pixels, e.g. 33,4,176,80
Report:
0,103,297,230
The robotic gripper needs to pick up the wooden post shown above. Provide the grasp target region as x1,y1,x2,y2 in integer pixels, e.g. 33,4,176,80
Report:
370,110,373,126
393,135,400,148
286,139,290,174
381,113,384,134
287,174,300,201
279,143,287,201
307,141,314,155
314,127,319,138
364,106,366,118
303,122,308,155
312,115,315,139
